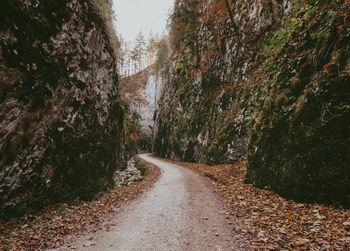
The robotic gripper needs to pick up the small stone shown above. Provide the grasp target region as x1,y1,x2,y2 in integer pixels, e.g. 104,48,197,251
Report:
322,244,331,249
83,241,96,247
257,231,265,238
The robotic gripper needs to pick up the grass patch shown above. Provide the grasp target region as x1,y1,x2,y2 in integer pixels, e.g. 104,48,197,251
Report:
135,156,152,177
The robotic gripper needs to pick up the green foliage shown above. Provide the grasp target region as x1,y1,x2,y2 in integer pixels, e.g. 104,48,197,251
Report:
287,17,303,33
310,31,330,40
265,29,289,52
91,0,119,57
265,15,304,52
265,1,321,53
169,0,200,51
134,157,150,177
56,203,68,216
123,106,152,155
291,0,319,14
154,39,170,80
248,0,350,206
137,134,152,152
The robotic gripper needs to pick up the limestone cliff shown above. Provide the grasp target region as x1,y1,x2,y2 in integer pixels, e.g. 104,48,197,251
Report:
246,0,350,206
154,0,290,163
0,0,126,220
154,0,349,206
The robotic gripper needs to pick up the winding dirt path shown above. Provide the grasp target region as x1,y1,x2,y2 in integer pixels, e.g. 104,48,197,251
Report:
71,154,237,250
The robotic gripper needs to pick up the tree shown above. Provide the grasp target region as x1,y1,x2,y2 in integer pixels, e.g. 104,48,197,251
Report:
116,35,127,76
130,47,139,74
146,32,159,66
135,32,146,70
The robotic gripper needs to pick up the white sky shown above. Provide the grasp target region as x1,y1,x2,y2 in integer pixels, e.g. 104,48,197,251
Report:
112,0,174,43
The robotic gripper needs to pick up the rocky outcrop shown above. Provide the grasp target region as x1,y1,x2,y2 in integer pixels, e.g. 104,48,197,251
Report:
154,0,290,163
154,0,349,206
0,0,126,220
120,67,160,136
245,0,350,206
113,158,142,188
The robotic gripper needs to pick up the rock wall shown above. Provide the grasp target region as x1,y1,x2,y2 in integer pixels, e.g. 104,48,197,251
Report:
120,67,160,136
154,0,290,163
138,73,161,135
0,0,126,220
154,0,349,206
246,0,350,206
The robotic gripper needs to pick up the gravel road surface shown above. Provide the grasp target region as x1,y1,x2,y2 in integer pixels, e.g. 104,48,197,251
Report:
69,154,237,250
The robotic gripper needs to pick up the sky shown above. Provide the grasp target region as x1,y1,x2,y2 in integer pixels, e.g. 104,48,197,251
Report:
112,0,174,43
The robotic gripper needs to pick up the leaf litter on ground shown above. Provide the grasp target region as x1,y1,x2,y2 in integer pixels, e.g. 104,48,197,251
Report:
155,155,349,250
0,159,160,251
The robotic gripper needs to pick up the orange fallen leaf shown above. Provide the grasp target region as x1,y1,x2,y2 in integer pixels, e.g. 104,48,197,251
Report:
32,235,41,240
286,212,293,221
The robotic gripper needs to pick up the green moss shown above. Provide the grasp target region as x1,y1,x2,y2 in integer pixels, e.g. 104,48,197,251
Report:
134,156,150,177
310,31,330,40
265,29,289,52
155,0,349,207
91,0,119,57
247,0,350,207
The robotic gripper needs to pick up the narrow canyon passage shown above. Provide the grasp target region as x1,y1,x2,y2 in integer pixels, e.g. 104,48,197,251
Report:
71,154,237,250
1,0,349,250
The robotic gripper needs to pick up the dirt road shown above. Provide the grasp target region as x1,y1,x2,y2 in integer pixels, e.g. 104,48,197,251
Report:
70,154,237,250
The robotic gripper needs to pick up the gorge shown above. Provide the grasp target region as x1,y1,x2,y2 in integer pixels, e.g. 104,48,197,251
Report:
0,0,349,233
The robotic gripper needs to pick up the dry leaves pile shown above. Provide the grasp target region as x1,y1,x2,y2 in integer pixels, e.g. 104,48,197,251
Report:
0,160,160,250
163,155,349,250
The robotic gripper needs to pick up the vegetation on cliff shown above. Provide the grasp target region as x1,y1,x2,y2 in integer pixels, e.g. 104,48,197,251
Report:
154,0,349,207
246,0,350,207
0,0,349,249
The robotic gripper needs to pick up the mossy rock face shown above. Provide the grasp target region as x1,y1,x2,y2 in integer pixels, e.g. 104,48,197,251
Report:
0,0,126,220
154,0,282,164
156,0,349,207
246,0,350,207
